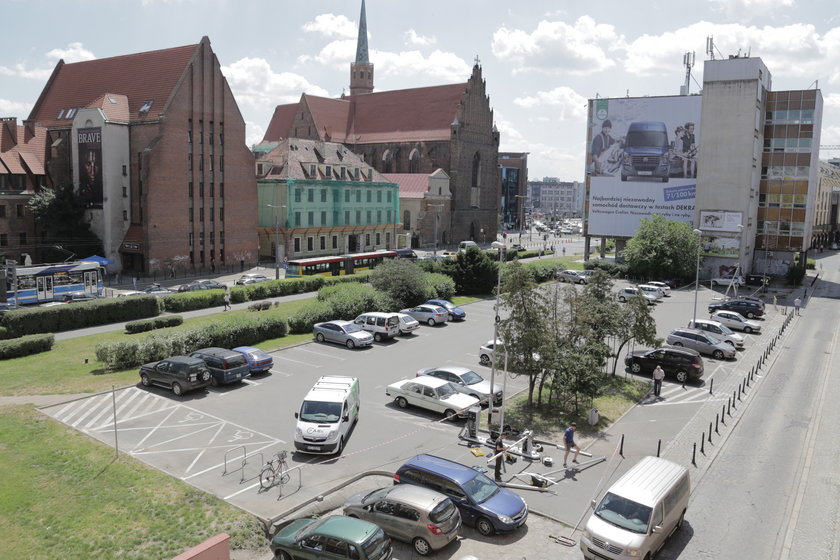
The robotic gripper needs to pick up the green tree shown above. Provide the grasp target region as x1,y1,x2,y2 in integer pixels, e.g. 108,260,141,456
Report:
451,246,498,295
27,182,103,261
369,259,428,309
623,214,700,282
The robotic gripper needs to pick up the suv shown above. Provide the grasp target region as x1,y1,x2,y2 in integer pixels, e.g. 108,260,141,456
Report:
354,312,401,341
666,328,736,360
708,299,764,319
638,284,665,301
139,355,212,396
188,347,251,385
394,454,528,536
624,347,704,383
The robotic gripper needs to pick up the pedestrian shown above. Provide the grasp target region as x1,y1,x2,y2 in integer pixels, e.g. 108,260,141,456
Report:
283,256,289,270
169,264,175,279
210,258,216,274
563,422,580,467
223,290,231,311
562,247,566,256
132,276,137,290
794,296,801,315
494,432,507,482
653,365,665,397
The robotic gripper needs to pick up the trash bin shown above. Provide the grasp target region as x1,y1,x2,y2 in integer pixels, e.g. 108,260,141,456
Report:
588,407,600,426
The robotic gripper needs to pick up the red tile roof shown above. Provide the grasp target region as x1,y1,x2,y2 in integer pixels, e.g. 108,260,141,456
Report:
0,120,46,178
27,42,200,128
89,93,131,123
262,103,299,142
382,173,430,198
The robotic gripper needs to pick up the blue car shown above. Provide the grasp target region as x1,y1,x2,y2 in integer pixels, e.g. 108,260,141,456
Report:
232,346,274,375
425,299,466,321
394,453,528,536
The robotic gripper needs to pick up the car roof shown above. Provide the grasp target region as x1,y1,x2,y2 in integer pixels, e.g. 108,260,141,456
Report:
326,319,352,326
426,365,473,376
607,456,688,507
651,346,701,357
401,454,479,485
314,516,381,542
410,376,451,388
384,484,449,508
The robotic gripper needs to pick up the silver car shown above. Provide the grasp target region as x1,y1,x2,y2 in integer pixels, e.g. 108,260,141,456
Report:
688,319,744,348
666,328,736,360
710,310,762,333
313,320,374,349
399,305,449,326
558,269,587,284
417,365,503,406
343,485,462,556
395,312,420,335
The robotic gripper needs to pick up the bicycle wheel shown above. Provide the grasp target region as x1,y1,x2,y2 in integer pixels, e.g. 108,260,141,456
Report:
259,464,276,489
278,463,291,485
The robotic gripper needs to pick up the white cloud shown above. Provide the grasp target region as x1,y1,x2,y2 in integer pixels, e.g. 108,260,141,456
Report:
0,42,95,81
709,0,794,20
302,13,358,38
0,98,33,116
513,86,587,119
491,16,625,75
222,57,331,111
45,42,95,63
300,39,356,67
405,29,436,46
244,120,266,148
373,50,471,82
0,63,52,81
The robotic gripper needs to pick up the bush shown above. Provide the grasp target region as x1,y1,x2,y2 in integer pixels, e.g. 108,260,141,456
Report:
786,264,806,285
287,300,335,334
1,297,160,337
0,333,55,359
806,258,816,270
317,283,380,319
424,272,456,301
125,315,184,334
522,259,565,283
370,260,429,309
585,260,629,278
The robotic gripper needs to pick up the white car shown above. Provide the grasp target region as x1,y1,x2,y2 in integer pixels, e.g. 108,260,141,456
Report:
709,310,761,334
395,312,420,335
710,275,746,287
638,284,665,300
688,319,745,348
617,287,657,305
385,376,479,420
646,281,672,296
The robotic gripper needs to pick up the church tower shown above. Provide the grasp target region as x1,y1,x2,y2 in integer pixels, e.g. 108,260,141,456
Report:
349,0,374,95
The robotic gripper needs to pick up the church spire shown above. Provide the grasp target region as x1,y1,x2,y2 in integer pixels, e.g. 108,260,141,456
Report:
349,0,374,95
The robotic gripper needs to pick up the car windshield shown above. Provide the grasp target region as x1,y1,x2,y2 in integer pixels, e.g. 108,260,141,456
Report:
362,487,391,504
361,527,389,559
437,383,456,398
717,324,735,335
429,499,458,523
434,307,447,315
342,323,363,333
594,492,651,534
460,370,484,385
461,471,500,503
299,400,342,423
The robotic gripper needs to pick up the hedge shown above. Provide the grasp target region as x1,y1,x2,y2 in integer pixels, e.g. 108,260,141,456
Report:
0,333,55,359
125,315,184,334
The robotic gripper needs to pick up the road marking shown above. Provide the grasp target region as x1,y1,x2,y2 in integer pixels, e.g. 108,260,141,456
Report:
294,347,346,360
242,378,260,386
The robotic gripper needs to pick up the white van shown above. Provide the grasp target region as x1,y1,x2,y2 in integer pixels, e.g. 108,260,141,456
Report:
458,240,478,252
353,312,401,341
581,456,690,560
294,376,360,455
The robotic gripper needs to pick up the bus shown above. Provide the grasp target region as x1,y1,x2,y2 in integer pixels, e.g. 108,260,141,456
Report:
286,251,398,278
5,261,105,305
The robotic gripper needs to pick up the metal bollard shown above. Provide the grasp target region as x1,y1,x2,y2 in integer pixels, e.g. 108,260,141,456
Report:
715,413,719,434
738,385,742,401
746,373,750,387
692,442,697,466
619,434,625,458
708,422,713,443
727,397,732,416
733,390,737,408
657,439,661,458
701,432,705,454
721,404,726,424
709,378,714,395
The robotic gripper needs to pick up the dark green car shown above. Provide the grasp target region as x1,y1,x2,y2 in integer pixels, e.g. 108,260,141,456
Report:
271,515,392,560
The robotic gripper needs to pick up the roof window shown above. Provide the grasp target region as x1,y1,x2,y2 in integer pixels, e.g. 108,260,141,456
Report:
56,109,65,120
108,96,118,104
139,100,154,114
65,108,77,119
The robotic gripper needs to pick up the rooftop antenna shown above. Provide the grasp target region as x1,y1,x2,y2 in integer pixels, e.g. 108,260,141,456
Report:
682,51,696,95
706,36,723,60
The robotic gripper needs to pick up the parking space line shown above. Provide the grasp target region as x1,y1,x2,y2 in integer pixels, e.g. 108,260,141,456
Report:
185,423,226,473
84,389,133,429
134,407,179,450
71,394,115,428
275,355,323,367
294,346,346,360
242,378,260,386
94,400,180,430
121,391,155,422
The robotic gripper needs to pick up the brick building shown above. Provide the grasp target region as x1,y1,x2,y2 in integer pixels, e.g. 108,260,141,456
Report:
25,36,257,275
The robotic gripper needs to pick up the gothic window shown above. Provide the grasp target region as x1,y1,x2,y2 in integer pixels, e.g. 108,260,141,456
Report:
408,149,420,173
382,150,393,173
471,152,481,188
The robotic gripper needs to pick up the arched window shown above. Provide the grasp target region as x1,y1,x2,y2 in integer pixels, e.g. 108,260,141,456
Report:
403,210,411,230
471,152,481,188
382,150,393,173
408,149,420,173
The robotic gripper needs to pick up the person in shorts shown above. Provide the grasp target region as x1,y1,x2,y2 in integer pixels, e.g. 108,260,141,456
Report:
563,422,580,467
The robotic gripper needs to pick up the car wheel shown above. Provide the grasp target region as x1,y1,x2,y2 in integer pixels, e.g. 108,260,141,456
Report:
172,382,183,396
711,280,719,286
427,318,436,326
396,397,408,409
630,362,642,374
336,436,344,455
374,333,383,342
476,516,495,536
274,551,292,560
316,333,325,342
480,354,491,366
744,326,754,334
444,409,457,422
725,340,735,347
579,279,586,285
619,296,627,303
675,370,688,383
413,537,432,556
209,376,219,387
140,373,151,387
346,339,356,349
713,350,725,360
676,509,686,531
672,342,684,347
746,312,756,319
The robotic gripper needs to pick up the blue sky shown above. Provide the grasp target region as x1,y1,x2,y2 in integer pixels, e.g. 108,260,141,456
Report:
2,0,839,180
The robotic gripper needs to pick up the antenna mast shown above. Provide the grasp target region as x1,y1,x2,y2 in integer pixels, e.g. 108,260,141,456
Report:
681,51,695,95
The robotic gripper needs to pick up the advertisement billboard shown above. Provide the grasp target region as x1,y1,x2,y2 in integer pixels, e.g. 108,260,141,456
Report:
77,127,103,209
586,95,702,237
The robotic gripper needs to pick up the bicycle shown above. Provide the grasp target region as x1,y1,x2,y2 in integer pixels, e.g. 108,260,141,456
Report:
259,450,290,489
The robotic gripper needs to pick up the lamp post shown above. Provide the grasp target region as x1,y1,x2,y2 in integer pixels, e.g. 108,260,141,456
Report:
692,228,702,324
267,204,286,279
428,203,443,258
489,240,506,428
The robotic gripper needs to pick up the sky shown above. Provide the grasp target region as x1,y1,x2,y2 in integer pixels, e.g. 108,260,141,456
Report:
2,0,839,181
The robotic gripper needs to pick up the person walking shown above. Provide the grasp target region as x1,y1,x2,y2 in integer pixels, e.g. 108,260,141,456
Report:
494,432,507,482
794,296,801,316
223,290,231,311
563,423,580,468
132,276,137,290
652,365,665,397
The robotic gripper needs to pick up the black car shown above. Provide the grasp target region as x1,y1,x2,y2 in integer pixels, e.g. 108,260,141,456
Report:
708,299,764,319
624,347,704,383
139,356,212,396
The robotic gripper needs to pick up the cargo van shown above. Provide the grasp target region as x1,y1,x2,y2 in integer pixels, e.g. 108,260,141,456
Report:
353,312,401,341
458,240,478,252
294,376,360,455
621,121,671,183
580,456,689,560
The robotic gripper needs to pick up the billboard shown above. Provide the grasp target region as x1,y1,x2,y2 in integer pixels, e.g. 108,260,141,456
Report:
77,127,103,209
586,95,702,237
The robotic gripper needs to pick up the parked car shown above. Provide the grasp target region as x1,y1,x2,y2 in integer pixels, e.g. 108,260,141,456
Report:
343,485,462,556
270,515,392,560
440,251,458,260
395,312,420,335
235,273,270,285
616,287,657,305
509,243,526,251
558,270,587,284
710,275,746,287
709,310,762,333
177,279,226,292
624,347,705,383
188,347,252,385
61,292,101,303
637,284,665,301
119,284,175,297
731,295,766,309
645,280,672,296
354,312,401,341
394,454,528,536
424,299,466,321
394,248,418,261
400,305,449,326
577,270,596,280
313,320,374,349
139,355,212,396
385,376,479,420
687,319,744,348
708,299,764,319
478,339,541,372
416,365,502,405
666,328,736,360
232,346,274,375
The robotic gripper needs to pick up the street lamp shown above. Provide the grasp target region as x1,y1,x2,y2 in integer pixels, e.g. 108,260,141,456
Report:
692,228,702,324
267,204,286,279
489,240,506,428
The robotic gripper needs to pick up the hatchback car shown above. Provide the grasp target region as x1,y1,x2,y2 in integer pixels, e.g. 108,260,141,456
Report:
424,299,466,321
624,347,704,383
416,365,503,405
708,299,764,319
400,305,449,326
688,319,744,348
235,273,270,285
558,270,587,284
61,292,101,303
616,287,657,305
343,485,461,556
666,328,736,360
710,275,746,287
394,454,528,536
385,376,479,420
638,284,665,300
232,346,274,375
710,310,762,333
313,320,374,349
395,313,420,335
645,280,672,296
270,515,392,560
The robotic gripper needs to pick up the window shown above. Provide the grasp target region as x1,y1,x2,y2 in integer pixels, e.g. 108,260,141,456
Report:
294,237,301,252
16,204,24,217
403,210,410,229
376,232,381,246
65,108,77,119
332,235,338,249
295,189,302,203
321,189,327,202
345,210,350,225
377,191,382,203
345,190,350,203
321,211,327,225
366,210,372,223
122,165,127,176
308,211,314,226
320,236,326,250
377,210,381,223
308,189,314,203
387,191,392,202
309,164,316,177
295,211,301,226
199,208,204,222
123,210,128,221
356,210,361,224
366,190,372,203
365,233,371,246
19,232,26,245
0,205,4,218
324,165,332,178
307,236,314,251
356,190,361,203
